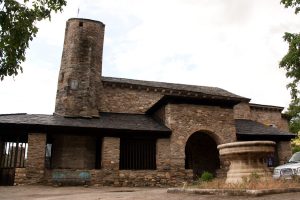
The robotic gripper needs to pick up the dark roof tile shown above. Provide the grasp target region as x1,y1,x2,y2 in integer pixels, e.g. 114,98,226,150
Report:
102,76,248,101
0,113,171,133
235,119,295,137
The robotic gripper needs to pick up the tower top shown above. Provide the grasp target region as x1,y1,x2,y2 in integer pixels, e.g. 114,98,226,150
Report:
67,18,105,26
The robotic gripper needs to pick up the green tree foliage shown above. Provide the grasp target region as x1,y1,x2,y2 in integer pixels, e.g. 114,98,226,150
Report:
280,0,300,153
0,0,66,80
286,99,300,152
287,99,300,132
280,0,300,150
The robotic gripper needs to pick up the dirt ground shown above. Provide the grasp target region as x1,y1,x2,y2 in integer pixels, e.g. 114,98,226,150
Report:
1,186,300,200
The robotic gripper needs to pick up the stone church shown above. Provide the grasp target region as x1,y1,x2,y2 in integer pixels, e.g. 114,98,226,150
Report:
0,18,295,186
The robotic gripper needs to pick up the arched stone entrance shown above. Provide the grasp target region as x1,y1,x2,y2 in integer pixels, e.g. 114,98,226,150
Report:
185,132,220,178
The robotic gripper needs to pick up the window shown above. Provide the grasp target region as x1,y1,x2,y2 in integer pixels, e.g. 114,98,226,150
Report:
0,142,27,168
120,138,156,170
45,143,52,169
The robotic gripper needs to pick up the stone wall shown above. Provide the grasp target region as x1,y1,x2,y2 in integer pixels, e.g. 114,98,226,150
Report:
14,168,26,185
234,103,289,132
44,169,192,187
51,135,96,169
234,102,251,119
100,86,163,113
276,141,292,165
153,106,166,125
250,108,289,132
26,133,46,184
165,103,237,170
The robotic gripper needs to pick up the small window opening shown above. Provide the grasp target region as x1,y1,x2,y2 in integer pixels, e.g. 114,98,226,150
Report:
69,79,79,90
45,144,52,169
79,22,83,27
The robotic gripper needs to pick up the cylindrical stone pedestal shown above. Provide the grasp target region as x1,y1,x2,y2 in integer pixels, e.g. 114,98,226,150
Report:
218,141,275,183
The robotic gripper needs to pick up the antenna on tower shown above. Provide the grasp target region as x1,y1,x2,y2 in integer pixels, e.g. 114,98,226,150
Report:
77,8,80,17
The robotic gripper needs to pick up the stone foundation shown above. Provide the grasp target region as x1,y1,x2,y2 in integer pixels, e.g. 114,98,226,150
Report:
14,168,26,185
44,169,193,187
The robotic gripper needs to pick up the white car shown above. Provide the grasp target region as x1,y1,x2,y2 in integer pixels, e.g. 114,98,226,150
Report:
273,152,300,179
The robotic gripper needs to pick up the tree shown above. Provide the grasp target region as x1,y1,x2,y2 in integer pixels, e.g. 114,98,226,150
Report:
0,0,66,80
285,98,300,152
280,0,300,152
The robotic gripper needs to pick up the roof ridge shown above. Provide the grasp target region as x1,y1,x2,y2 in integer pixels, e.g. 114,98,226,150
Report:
0,113,27,116
102,76,218,89
102,76,249,101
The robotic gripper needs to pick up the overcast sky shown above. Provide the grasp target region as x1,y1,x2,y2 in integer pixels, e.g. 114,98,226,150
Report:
1,0,300,114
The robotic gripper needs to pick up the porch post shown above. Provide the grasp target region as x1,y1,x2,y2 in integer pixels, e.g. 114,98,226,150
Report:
26,133,46,184
102,137,120,170
156,138,171,170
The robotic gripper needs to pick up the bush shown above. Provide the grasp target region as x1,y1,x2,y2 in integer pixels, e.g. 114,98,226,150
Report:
292,145,300,154
200,171,214,182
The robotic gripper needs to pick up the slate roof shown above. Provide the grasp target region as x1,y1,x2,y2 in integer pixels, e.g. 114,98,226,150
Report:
0,113,171,134
235,119,295,138
249,103,284,112
102,76,249,101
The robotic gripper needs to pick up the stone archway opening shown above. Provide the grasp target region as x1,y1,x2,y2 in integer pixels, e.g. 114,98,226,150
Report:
185,132,220,179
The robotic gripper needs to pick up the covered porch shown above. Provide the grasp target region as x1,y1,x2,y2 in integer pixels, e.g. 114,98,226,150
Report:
0,113,171,186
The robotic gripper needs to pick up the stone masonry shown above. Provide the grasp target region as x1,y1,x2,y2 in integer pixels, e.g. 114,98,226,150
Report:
250,106,289,132
55,18,105,118
165,103,237,171
26,133,46,184
102,137,120,170
51,135,96,169
100,85,163,114
277,141,293,165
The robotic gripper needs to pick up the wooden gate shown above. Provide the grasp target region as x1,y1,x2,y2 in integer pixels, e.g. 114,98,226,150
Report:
0,142,27,186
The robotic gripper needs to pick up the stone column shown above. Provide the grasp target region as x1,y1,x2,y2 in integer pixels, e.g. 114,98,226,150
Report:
102,137,120,170
26,133,46,184
156,138,170,171
277,141,292,165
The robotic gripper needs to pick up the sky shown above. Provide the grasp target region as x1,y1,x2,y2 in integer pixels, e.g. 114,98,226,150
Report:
1,0,300,114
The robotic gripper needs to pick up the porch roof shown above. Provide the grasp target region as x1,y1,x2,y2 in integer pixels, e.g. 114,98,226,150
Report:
235,119,295,140
0,112,171,137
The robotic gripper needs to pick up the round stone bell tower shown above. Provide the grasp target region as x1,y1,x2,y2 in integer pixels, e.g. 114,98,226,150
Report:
54,18,105,118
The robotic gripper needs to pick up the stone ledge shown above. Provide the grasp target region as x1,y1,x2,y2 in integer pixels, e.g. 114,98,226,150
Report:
167,187,300,196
